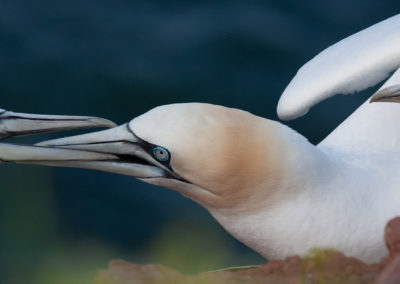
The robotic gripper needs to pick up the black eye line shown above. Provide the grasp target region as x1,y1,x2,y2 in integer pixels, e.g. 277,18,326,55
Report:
126,124,192,184
126,124,171,165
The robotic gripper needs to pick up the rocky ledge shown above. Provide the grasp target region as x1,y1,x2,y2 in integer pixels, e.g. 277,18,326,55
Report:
96,217,400,284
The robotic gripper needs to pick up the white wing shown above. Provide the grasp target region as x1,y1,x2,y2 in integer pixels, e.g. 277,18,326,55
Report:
277,14,400,153
319,68,400,153
277,14,400,121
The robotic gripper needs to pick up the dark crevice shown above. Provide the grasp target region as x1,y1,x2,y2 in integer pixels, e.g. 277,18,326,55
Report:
114,154,154,167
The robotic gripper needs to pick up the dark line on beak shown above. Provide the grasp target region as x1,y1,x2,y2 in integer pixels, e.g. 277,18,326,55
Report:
0,129,68,140
0,116,93,122
41,140,156,168
49,140,135,147
2,129,76,138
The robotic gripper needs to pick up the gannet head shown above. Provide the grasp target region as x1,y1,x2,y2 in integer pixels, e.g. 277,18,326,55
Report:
128,103,286,209
9,103,290,210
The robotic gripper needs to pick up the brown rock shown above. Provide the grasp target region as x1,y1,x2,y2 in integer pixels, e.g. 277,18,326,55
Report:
385,218,400,255
95,217,400,284
377,256,400,284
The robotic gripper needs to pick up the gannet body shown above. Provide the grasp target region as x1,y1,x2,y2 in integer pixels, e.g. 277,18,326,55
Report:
1,14,400,264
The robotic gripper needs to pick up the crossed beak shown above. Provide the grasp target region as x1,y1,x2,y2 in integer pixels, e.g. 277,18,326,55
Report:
35,124,172,179
0,109,115,163
0,115,180,180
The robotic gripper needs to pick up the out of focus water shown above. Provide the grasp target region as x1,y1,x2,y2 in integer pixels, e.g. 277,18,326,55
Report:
0,1,399,283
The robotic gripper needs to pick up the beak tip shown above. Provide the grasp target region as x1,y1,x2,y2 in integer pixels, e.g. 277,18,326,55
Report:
35,141,49,147
89,118,118,128
370,84,400,104
369,97,378,103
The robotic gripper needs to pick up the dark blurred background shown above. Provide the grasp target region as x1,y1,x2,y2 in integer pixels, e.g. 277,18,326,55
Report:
0,1,399,283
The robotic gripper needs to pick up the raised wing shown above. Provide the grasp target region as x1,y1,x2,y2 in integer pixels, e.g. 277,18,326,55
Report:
319,68,400,153
277,14,400,121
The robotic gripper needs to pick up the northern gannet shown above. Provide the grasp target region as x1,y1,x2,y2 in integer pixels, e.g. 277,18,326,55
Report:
1,15,400,264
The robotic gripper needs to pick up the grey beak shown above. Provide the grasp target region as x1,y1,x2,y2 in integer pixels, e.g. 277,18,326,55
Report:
0,143,117,162
0,109,116,140
0,108,120,167
0,123,166,179
13,124,169,179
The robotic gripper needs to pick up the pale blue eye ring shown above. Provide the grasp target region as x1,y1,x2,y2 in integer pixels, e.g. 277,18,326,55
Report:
153,146,169,162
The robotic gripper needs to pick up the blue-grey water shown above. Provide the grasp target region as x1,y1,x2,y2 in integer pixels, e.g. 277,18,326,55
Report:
0,1,399,282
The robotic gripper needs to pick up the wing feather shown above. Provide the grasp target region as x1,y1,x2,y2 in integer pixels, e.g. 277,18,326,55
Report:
318,68,400,153
277,14,400,121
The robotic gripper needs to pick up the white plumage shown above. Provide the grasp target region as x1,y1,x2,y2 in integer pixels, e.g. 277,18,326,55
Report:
278,14,400,121
1,14,400,264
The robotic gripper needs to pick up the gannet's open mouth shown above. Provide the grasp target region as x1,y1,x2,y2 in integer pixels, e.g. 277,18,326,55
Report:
24,124,188,181
0,110,179,180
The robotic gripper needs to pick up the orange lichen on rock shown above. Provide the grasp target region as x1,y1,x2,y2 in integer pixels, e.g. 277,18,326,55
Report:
95,217,400,284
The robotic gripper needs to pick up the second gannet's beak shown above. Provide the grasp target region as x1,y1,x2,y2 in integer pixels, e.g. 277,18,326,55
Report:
0,109,116,140
0,143,118,164
370,84,400,103
31,124,181,180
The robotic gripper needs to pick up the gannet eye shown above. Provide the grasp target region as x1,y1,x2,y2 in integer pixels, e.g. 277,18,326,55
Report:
153,146,170,162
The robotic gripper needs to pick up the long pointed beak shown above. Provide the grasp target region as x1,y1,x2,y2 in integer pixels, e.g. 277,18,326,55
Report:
0,109,116,140
0,143,117,163
24,124,176,179
370,84,400,103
